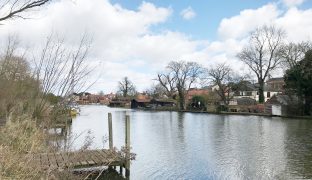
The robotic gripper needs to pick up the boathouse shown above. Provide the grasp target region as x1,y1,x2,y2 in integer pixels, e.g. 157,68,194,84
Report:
131,99,151,109
109,97,131,107
150,99,176,107
265,95,299,116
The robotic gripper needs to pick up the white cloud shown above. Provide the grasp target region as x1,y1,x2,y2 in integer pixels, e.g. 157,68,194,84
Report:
218,3,312,42
276,7,312,42
218,4,280,40
0,0,174,92
216,2,312,78
1,0,312,93
180,7,196,20
282,0,305,7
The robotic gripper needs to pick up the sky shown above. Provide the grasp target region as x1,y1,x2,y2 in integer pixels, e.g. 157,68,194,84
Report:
0,0,312,93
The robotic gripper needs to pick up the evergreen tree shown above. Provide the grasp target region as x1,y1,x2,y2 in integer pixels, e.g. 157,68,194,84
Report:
284,50,312,115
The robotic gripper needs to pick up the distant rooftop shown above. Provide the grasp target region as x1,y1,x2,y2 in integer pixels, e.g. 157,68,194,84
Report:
266,77,284,82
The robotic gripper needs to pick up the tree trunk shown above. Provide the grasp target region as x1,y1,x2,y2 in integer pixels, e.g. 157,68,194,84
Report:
258,80,265,103
298,95,305,116
304,95,311,115
178,88,185,110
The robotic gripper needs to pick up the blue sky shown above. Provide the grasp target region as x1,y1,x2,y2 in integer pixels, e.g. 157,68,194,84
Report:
110,0,312,40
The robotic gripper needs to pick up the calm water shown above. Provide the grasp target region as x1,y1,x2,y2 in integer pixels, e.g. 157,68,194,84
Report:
69,105,312,180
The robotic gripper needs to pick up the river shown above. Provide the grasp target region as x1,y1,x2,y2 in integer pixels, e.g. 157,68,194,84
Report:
68,105,312,179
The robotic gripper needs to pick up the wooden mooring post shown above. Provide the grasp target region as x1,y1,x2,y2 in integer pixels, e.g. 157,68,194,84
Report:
108,113,113,150
125,115,130,178
107,113,130,178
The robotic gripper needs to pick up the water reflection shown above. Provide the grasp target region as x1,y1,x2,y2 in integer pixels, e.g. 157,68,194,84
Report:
69,105,312,179
76,168,126,180
284,120,312,179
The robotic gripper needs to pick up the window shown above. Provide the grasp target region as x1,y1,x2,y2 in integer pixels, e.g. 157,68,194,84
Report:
267,92,271,98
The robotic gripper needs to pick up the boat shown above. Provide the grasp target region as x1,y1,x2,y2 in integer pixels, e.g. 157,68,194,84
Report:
70,108,79,116
68,102,81,117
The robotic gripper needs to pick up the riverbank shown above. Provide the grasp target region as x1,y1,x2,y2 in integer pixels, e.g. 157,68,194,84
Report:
106,105,312,120
190,111,312,120
181,110,312,120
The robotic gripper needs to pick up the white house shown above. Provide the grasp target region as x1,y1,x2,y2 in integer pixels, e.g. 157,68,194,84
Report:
233,78,284,102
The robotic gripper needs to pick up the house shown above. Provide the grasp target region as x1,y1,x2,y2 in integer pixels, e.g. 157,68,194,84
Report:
88,94,100,103
233,78,284,102
71,93,80,102
265,95,299,116
136,93,150,100
228,97,257,112
266,77,284,92
186,88,209,101
233,81,258,100
99,93,116,105
77,92,91,104
204,84,220,91
263,85,281,102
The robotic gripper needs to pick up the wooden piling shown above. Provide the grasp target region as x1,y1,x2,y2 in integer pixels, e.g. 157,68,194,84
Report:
119,165,123,175
125,115,130,178
108,113,113,150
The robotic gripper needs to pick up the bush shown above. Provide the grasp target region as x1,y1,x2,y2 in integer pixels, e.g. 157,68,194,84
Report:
0,117,47,179
188,95,207,111
217,105,228,112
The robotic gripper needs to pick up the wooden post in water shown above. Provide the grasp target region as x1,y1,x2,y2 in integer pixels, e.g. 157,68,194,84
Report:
125,115,130,178
108,113,113,150
119,165,123,175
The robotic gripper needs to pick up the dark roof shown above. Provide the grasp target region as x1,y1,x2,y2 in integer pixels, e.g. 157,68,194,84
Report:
235,97,257,105
235,81,258,91
266,95,298,105
266,77,284,82
132,99,151,103
152,99,176,103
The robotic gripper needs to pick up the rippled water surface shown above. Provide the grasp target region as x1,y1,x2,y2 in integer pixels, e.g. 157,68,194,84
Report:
69,105,312,179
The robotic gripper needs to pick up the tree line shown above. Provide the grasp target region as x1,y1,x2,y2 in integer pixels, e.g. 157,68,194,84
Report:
118,26,312,115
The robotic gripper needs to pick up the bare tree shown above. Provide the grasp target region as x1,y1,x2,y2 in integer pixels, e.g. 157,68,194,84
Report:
166,61,203,110
237,25,285,103
118,77,136,97
32,33,94,119
98,90,104,96
279,41,312,69
0,0,51,23
156,71,176,98
0,55,30,81
206,63,233,107
0,36,38,120
146,83,167,99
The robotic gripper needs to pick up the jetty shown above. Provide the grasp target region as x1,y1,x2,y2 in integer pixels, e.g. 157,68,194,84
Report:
27,113,132,178
26,149,124,169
